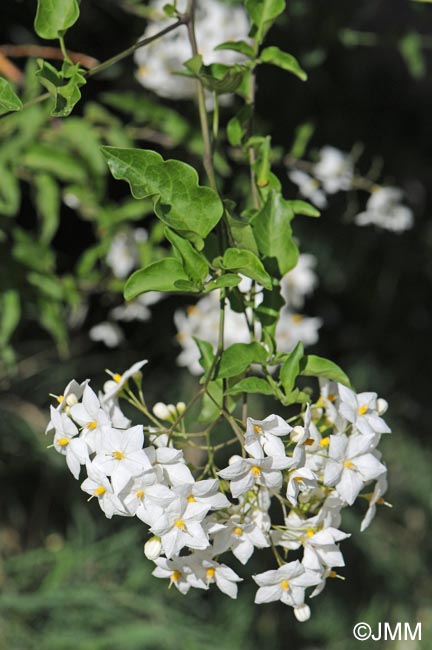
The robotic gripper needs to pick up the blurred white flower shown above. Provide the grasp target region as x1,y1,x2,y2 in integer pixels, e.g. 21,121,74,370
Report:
106,228,147,279
313,146,353,194
355,187,413,232
89,321,124,348
135,0,249,101
288,169,327,208
280,253,318,310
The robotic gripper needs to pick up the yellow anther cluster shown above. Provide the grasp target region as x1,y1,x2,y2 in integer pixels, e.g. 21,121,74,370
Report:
320,436,330,447
175,519,185,529
251,466,261,477
253,425,263,435
113,373,122,383
87,421,97,430
358,405,368,415
171,570,181,582
206,567,216,580
280,580,290,591
94,486,106,497
344,460,355,469
112,451,124,460
233,527,243,536
57,437,69,447
136,490,144,500
187,495,196,503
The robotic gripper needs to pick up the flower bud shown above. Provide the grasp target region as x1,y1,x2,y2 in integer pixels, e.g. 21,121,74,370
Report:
228,454,242,465
103,380,117,395
65,394,78,407
176,401,186,415
290,426,305,444
377,398,388,415
294,604,311,622
153,402,171,420
144,536,162,560
167,404,177,418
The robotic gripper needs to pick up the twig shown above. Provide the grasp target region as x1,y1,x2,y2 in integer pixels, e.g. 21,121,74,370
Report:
0,44,100,70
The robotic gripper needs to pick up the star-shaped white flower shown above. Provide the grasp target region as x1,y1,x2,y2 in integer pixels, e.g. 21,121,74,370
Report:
323,433,386,505
244,414,292,458
253,561,320,607
149,496,210,558
218,455,291,498
50,407,88,479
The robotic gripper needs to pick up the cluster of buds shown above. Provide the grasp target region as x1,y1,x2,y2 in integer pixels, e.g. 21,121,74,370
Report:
46,359,391,621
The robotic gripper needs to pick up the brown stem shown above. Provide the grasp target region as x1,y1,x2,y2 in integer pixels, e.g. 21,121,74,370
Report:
0,45,99,70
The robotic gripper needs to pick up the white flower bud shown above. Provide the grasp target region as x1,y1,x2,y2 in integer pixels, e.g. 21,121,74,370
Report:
167,404,177,417
290,426,305,444
294,604,311,622
228,454,243,465
65,394,78,407
153,402,171,420
377,398,388,415
103,380,117,394
144,536,162,560
176,401,186,415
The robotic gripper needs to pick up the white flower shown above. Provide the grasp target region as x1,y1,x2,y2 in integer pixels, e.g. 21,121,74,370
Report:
110,293,162,322
244,414,292,459
323,433,386,505
50,407,88,479
294,604,311,622
189,554,243,598
69,385,111,452
313,146,353,194
173,478,231,510
81,462,126,518
301,526,350,572
145,445,195,486
134,0,249,101
106,229,146,279
288,169,327,208
286,467,317,506
218,455,291,498
355,187,414,232
360,474,391,532
120,472,173,523
338,385,391,439
280,254,318,309
275,309,322,352
89,322,124,348
149,497,210,558
46,379,89,433
93,425,152,493
211,515,270,565
102,360,148,402
152,556,205,594
253,561,320,607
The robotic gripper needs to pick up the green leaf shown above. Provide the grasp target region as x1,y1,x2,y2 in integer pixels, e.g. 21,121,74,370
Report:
399,32,426,79
290,121,315,159
124,258,191,300
215,41,255,58
225,377,274,395
184,55,204,76
189,62,248,95
227,105,252,146
300,355,351,387
0,165,20,216
36,59,86,117
250,190,299,276
245,0,286,42
203,274,242,292
220,248,272,289
34,174,60,243
216,342,268,379
34,0,80,39
164,228,209,285
193,337,215,374
279,342,304,394
0,290,21,345
260,46,307,81
0,78,22,116
287,200,320,218
101,147,223,240
23,144,87,182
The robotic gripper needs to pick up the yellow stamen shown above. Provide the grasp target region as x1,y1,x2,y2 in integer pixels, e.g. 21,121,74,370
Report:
187,495,196,503
344,460,355,469
87,420,97,430
306,529,315,538
57,437,69,447
186,305,199,316
94,486,106,497
233,527,243,536
292,313,304,324
112,451,124,460
358,405,368,415
305,438,314,446
251,466,261,478
56,395,64,404
376,497,385,505
280,580,290,591
320,436,330,447
175,519,185,529
206,567,216,580
171,570,181,583
329,570,337,579
294,476,304,482
253,424,263,435
328,393,336,402
113,373,122,383
136,490,144,500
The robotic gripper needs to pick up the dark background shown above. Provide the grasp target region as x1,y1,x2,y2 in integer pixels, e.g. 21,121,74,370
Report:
1,1,432,649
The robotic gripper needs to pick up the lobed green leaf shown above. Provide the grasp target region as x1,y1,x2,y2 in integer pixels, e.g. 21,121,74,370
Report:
0,78,23,116
34,0,80,39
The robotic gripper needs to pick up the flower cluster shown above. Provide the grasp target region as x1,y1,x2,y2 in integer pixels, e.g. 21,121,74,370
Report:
175,255,321,374
46,360,391,621
134,0,249,102
287,146,413,232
